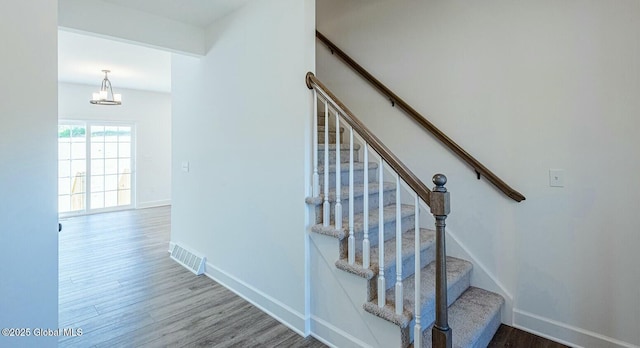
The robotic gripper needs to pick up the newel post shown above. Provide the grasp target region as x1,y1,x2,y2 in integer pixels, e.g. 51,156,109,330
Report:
430,174,452,348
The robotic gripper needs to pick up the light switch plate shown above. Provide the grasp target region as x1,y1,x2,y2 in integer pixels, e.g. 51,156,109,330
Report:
549,169,564,187
181,161,190,173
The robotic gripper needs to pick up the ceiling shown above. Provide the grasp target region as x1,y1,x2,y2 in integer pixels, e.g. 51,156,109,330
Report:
58,30,172,93
101,0,253,28
58,0,254,93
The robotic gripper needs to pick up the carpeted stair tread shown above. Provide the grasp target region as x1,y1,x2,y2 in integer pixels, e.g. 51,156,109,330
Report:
318,126,345,133
318,161,378,174
317,143,360,151
310,204,415,240
362,257,472,328
305,182,395,205
307,125,506,347
421,287,504,348
335,228,435,280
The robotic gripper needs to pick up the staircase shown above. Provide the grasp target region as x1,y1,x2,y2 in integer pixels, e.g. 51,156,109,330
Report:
306,73,504,348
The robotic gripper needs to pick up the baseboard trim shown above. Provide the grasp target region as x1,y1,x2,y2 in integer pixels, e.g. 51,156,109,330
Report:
203,260,308,337
311,315,373,348
513,309,639,348
137,200,171,209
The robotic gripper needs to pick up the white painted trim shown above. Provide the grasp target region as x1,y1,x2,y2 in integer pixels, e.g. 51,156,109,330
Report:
513,309,640,348
203,260,308,337
137,200,171,209
309,332,339,348
302,76,314,337
303,218,312,335
311,315,373,348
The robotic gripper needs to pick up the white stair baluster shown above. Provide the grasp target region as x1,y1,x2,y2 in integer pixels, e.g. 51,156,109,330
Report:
323,103,330,226
362,144,370,269
312,91,319,197
414,195,422,347
335,114,342,230
348,126,355,265
377,156,386,307
395,175,403,315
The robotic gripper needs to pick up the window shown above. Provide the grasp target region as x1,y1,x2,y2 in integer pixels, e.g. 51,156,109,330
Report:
58,124,87,213
58,122,135,215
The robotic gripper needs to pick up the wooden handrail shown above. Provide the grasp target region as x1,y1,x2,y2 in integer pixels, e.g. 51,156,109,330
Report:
316,31,525,202
306,72,432,205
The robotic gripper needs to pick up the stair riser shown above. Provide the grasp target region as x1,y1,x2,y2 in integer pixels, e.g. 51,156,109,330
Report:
317,148,360,164
380,245,436,292
318,115,339,127
362,257,474,348
346,241,438,300
415,271,471,332
419,315,502,348
316,113,338,122
318,132,344,144
353,215,416,250
314,189,396,224
319,167,378,187
417,288,504,348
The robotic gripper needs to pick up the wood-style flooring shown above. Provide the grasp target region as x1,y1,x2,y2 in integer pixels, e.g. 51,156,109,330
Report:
59,206,567,348
489,325,569,348
58,206,323,347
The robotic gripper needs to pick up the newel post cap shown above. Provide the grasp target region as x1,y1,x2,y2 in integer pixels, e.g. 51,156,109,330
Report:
430,174,450,216
432,174,447,192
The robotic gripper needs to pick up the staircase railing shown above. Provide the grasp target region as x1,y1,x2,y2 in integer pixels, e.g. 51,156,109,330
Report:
307,72,452,348
316,30,525,203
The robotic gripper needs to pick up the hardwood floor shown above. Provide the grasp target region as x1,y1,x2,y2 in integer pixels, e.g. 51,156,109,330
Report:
488,325,570,348
58,206,324,348
59,206,567,348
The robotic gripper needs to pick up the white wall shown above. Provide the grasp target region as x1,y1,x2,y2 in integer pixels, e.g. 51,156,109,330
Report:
58,0,205,55
172,0,315,334
317,1,640,347
59,83,172,208
0,2,59,347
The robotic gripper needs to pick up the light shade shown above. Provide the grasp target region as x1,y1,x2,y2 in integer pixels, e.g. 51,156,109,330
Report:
90,70,122,105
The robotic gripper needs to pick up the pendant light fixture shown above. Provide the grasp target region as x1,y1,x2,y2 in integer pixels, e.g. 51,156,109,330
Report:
90,70,122,105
